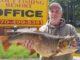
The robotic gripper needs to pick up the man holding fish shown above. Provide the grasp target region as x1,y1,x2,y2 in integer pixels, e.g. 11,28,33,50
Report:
39,2,79,60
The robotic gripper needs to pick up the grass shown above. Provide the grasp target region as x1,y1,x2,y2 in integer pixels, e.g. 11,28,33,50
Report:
0,42,38,58
76,27,80,33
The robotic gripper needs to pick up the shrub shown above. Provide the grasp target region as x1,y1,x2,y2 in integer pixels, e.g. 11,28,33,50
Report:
0,42,37,58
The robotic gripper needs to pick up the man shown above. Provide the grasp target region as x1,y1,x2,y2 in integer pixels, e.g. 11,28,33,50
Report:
39,2,79,60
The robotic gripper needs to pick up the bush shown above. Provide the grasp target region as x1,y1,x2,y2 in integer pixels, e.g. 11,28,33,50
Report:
0,41,5,58
0,42,37,58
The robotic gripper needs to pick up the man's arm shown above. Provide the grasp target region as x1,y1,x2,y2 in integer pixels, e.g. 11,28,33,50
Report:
69,24,80,41
68,24,80,48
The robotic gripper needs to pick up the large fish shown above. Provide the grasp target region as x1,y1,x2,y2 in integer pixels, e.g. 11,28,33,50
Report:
8,31,77,57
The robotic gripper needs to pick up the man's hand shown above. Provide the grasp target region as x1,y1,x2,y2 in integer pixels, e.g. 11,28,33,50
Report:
70,39,77,48
15,40,36,55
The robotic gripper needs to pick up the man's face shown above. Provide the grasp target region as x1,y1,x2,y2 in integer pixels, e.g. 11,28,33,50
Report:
49,6,62,25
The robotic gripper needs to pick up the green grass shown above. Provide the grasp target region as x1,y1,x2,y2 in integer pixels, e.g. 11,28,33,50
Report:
0,42,38,58
76,27,80,33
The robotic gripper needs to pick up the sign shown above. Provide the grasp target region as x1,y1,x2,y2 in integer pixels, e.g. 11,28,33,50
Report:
0,0,48,27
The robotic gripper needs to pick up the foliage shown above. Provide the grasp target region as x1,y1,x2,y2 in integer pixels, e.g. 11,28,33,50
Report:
0,41,5,58
0,42,37,58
